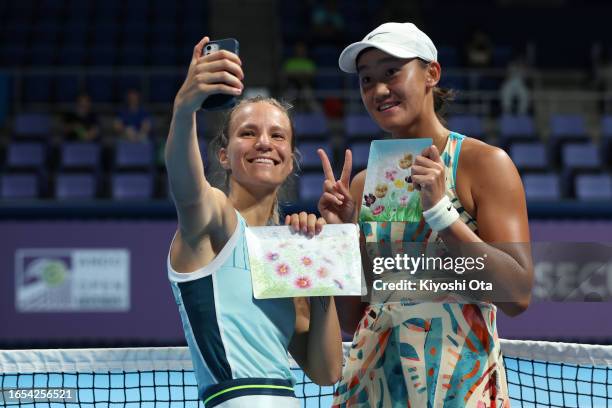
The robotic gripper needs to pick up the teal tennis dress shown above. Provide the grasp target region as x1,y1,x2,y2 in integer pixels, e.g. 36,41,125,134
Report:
168,213,300,408
332,133,510,408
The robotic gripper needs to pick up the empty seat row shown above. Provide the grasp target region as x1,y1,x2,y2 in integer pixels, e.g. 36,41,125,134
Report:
1,140,206,172
510,142,608,171
522,173,612,201
0,172,164,200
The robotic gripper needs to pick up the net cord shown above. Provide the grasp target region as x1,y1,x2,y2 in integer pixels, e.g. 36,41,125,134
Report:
1,340,611,374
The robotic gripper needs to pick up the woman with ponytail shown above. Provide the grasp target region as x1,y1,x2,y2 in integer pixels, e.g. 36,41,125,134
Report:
319,23,533,407
165,36,342,407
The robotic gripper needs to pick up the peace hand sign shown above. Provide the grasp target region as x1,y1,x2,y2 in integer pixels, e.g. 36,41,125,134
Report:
317,149,356,224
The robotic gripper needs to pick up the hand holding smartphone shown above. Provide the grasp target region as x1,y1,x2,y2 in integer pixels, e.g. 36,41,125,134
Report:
201,38,240,111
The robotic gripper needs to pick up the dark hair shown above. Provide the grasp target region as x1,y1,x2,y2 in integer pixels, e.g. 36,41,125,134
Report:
417,59,455,125
210,96,298,225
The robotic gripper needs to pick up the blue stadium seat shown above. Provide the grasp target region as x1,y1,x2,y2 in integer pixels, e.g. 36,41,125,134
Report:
448,115,484,138
5,142,46,171
298,172,325,202
60,23,88,47
88,46,117,67
311,45,341,67
149,74,181,102
60,142,102,170
30,24,59,44
54,75,80,103
293,112,328,137
561,143,601,170
0,46,26,66
150,24,178,48
439,73,467,90
437,45,459,68
118,46,148,66
499,114,536,144
91,24,119,47
114,141,154,170
3,24,29,45
601,115,612,166
116,75,142,95
86,74,115,102
522,173,561,201
602,115,612,138
313,73,344,91
23,75,53,103
348,141,370,170
344,113,379,139
111,172,154,200
575,174,612,201
13,114,52,138
492,45,513,68
122,24,148,47
510,142,548,171
0,173,39,199
57,46,87,66
549,114,587,139
150,46,179,67
297,141,331,169
55,173,97,200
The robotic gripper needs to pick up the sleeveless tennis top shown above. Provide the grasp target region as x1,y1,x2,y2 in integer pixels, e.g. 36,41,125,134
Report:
333,132,510,408
168,212,297,407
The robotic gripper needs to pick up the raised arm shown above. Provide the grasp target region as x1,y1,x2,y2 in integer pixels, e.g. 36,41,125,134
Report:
165,37,244,266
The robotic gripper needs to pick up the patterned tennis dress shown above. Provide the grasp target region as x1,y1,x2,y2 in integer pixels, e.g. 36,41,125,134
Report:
332,132,510,408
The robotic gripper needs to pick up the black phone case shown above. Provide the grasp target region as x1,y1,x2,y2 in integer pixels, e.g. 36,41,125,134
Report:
201,38,240,111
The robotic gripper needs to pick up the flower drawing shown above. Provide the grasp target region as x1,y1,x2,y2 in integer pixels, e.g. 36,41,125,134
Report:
385,170,397,181
372,205,385,216
266,252,279,261
394,179,405,188
295,276,312,289
399,196,408,206
317,267,329,278
276,263,290,276
301,256,313,266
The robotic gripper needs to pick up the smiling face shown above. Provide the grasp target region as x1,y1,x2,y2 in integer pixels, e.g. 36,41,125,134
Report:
357,48,439,136
218,101,294,191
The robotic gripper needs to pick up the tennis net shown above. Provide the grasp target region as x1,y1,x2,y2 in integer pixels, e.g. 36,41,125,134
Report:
0,340,610,407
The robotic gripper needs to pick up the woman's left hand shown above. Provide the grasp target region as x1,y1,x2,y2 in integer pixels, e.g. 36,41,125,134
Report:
411,145,447,211
285,212,326,237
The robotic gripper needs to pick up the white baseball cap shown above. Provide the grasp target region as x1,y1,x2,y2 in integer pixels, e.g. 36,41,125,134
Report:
338,22,437,73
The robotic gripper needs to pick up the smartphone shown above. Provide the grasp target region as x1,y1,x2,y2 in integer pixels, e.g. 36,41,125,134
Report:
201,38,240,111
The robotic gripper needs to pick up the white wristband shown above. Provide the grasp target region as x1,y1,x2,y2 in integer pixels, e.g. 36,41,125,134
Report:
422,195,460,232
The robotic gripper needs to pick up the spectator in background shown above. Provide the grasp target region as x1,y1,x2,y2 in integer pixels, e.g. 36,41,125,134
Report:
465,28,493,68
114,88,152,142
63,93,99,141
311,0,345,44
282,41,320,112
500,53,531,115
592,44,612,113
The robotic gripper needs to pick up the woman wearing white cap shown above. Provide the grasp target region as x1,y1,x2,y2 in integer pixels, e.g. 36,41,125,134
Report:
318,23,532,407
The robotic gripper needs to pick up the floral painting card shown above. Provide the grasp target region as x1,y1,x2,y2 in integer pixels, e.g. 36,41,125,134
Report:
360,138,432,222
245,224,362,299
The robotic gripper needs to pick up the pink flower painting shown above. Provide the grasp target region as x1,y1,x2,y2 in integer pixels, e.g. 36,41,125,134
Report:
266,252,279,261
295,276,312,289
275,263,290,276
372,205,385,216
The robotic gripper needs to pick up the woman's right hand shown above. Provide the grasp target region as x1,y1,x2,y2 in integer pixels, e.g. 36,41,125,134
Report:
317,149,356,224
173,36,244,116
